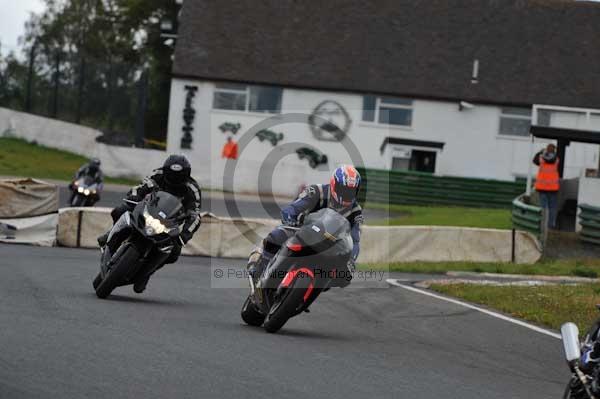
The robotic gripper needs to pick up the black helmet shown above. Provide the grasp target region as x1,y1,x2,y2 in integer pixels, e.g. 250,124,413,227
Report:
89,158,101,171
162,154,191,186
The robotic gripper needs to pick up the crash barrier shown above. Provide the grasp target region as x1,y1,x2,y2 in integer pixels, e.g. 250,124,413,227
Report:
579,204,600,246
56,207,278,257
512,194,546,250
56,208,541,264
356,167,525,208
0,213,58,246
0,178,59,217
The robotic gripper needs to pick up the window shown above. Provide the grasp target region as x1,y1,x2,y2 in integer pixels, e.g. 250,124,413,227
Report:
499,107,531,137
362,95,413,127
213,84,282,114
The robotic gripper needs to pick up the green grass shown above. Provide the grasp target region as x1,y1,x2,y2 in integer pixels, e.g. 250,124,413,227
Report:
360,258,600,278
0,137,138,185
429,283,600,331
365,202,511,229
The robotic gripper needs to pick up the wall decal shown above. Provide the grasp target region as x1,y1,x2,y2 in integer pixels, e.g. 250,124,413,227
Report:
256,129,284,146
296,147,328,169
181,85,198,149
219,122,241,135
308,100,352,142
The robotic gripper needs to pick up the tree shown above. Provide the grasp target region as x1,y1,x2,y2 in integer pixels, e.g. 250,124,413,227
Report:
15,0,178,144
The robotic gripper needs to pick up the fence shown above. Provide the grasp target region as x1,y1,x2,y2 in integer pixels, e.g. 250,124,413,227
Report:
512,194,546,246
356,168,526,208
0,52,168,147
579,204,600,245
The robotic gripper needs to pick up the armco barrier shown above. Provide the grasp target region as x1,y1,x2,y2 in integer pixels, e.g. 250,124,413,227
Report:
56,208,541,264
579,204,600,246
512,194,545,249
356,167,525,208
0,213,58,246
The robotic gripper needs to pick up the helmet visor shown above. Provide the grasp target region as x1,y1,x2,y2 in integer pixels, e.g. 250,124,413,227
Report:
331,184,357,209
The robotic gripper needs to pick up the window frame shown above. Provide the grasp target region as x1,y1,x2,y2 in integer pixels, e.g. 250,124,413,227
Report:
212,84,282,114
362,95,414,127
498,107,532,137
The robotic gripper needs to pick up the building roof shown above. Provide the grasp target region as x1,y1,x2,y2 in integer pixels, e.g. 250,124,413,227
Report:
531,126,600,144
173,0,600,108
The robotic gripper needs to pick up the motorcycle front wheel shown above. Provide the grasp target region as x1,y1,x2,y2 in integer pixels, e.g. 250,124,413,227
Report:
241,296,265,327
264,272,312,333
95,245,139,299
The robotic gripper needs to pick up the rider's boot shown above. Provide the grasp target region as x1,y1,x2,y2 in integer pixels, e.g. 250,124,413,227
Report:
247,247,270,283
133,274,151,293
133,264,164,294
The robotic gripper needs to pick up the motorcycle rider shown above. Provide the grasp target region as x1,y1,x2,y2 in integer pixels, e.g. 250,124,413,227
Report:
70,158,104,205
247,165,363,287
97,154,202,293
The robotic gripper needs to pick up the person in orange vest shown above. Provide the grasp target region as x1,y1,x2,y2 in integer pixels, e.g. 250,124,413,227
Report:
221,136,238,160
533,143,560,229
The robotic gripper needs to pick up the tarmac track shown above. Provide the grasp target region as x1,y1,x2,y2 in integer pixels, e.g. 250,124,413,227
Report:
0,243,568,398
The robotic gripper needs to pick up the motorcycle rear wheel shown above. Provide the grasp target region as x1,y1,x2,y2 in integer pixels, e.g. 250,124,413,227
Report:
95,245,139,299
264,273,312,333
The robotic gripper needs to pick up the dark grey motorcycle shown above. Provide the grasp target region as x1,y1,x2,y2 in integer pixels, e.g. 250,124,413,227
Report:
561,311,600,399
93,191,185,299
241,208,353,333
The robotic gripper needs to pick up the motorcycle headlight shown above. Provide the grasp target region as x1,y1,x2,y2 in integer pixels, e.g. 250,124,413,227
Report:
143,209,170,235
83,189,90,196
77,187,84,193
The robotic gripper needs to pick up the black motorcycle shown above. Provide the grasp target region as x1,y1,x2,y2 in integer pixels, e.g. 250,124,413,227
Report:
241,208,353,333
93,191,184,299
70,175,101,207
561,310,600,398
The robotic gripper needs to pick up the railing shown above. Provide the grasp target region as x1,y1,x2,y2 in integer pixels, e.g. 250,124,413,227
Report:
357,168,525,208
579,204,600,245
512,194,546,251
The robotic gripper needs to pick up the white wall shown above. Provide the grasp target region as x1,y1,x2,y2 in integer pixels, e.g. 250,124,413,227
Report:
0,107,165,179
166,78,599,196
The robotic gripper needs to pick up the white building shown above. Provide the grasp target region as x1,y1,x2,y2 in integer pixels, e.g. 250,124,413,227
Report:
166,0,600,196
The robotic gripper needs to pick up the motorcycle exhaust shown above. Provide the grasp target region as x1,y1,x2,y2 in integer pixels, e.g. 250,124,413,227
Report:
562,322,582,365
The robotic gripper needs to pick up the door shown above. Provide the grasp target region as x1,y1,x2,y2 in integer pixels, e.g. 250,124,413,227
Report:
409,150,436,173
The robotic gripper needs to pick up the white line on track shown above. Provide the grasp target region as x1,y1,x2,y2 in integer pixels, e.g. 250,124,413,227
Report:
386,279,562,340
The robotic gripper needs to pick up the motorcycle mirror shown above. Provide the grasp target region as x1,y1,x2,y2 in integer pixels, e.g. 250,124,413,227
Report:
561,322,581,363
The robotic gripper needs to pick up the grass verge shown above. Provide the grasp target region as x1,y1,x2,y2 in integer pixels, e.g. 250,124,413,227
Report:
360,259,600,278
429,283,600,332
0,137,138,185
365,202,511,229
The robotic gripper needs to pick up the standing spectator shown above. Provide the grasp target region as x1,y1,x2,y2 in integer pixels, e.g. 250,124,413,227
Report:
221,136,238,160
533,144,560,229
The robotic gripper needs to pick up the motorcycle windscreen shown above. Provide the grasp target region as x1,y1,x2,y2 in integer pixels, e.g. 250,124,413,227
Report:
296,208,352,256
145,191,183,220
76,175,95,187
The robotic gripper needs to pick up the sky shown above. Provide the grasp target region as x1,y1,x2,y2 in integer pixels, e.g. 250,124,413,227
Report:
0,0,46,55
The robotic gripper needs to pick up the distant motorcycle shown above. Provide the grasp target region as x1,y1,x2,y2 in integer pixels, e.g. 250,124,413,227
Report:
561,310,600,398
93,191,185,299
70,176,100,207
241,208,353,333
